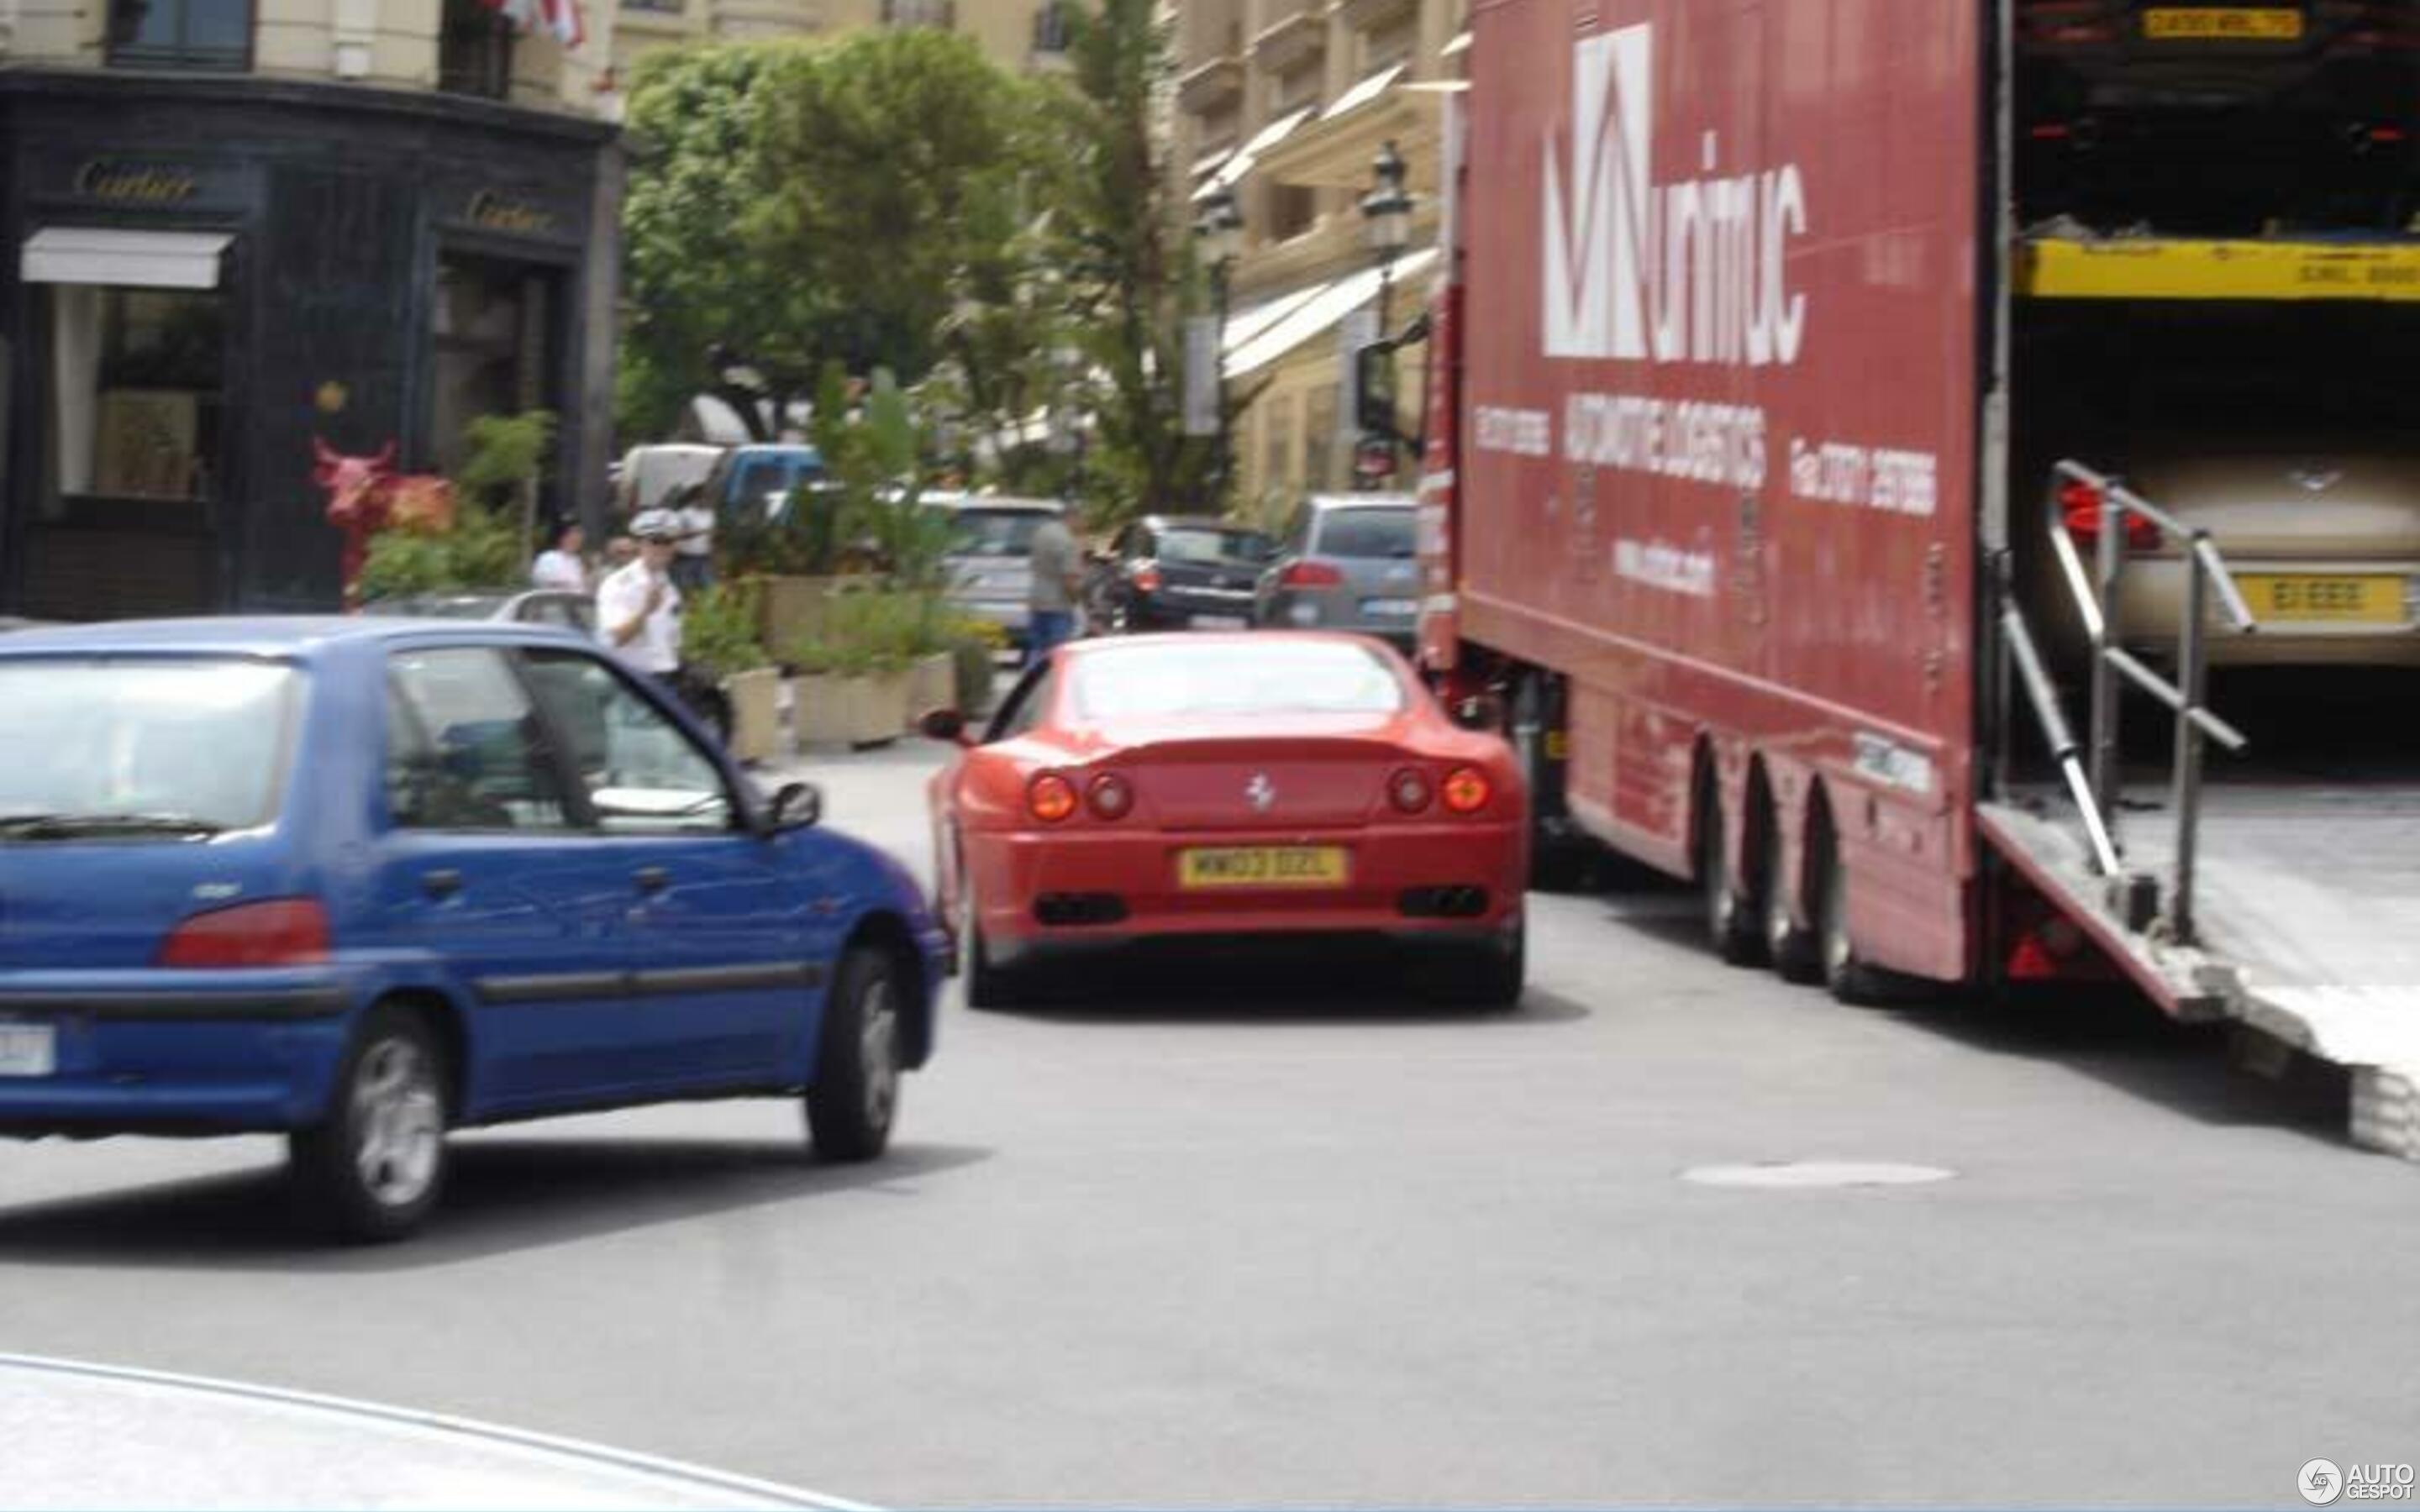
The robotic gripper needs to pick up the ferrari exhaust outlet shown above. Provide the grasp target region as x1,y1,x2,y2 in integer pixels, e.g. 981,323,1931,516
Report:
1034,893,1129,927
1397,886,1492,920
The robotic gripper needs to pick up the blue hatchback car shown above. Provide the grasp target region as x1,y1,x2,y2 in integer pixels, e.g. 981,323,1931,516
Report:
0,617,948,1240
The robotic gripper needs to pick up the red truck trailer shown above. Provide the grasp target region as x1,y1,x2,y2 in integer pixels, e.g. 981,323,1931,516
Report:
1408,0,2420,1159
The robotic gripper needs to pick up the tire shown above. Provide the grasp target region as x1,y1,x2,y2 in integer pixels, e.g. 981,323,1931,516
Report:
957,861,1027,1011
1699,789,1763,967
1813,826,1887,1005
1432,916,1526,1010
289,1004,450,1243
1760,801,1821,984
805,945,904,1162
1512,675,1591,893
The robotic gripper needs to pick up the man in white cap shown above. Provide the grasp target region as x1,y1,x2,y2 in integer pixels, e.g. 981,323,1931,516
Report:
597,508,683,682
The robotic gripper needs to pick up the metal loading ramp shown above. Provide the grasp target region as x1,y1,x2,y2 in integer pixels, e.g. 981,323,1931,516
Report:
1981,790,2420,1163
1986,462,2420,1163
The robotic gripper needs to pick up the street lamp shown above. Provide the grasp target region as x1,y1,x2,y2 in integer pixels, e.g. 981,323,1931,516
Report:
1360,139,1414,336
1193,181,1244,509
1359,140,1415,487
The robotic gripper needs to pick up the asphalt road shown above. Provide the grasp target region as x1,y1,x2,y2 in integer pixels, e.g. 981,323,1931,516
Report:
2,740,2413,1508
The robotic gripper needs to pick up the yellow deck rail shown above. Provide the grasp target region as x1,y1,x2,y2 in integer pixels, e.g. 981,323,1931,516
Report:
2018,237,2420,302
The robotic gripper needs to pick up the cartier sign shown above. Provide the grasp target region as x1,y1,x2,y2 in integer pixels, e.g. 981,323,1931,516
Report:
75,161,201,204
466,190,558,236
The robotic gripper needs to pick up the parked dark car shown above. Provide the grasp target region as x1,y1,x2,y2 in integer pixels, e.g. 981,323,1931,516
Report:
2016,0,2420,232
1091,516,1275,633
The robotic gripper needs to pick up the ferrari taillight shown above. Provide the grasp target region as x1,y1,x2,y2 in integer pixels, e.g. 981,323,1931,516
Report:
1086,772,1134,820
1387,768,1433,814
1028,773,1078,823
157,898,332,969
1440,766,1492,816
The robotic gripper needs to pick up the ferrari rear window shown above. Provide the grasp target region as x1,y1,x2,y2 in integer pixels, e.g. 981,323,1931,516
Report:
1071,641,1404,720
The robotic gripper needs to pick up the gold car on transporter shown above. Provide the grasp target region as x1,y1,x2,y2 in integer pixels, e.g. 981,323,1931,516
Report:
2059,446,2420,668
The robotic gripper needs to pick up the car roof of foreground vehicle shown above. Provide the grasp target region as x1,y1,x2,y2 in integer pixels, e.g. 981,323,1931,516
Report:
0,615,587,659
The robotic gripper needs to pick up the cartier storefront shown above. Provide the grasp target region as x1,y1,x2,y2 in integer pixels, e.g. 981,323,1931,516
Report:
0,72,617,617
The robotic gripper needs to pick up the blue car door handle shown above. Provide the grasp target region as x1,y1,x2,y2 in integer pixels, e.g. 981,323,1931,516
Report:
633,866,671,896
421,869,463,900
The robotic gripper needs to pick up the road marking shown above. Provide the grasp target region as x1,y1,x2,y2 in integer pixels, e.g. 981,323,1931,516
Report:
0,1352,878,1510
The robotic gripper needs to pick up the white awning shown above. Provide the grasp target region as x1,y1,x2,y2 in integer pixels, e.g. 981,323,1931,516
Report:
1223,282,1329,354
1322,63,1404,123
21,228,232,290
1191,146,1237,179
1440,29,1471,57
1226,247,1439,378
1192,106,1316,201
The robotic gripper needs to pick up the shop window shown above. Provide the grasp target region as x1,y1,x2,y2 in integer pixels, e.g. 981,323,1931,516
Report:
49,286,226,509
439,0,516,99
433,254,560,513
622,0,683,12
106,0,250,69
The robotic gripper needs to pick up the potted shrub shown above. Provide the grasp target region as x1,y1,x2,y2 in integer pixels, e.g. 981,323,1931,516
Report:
784,635,851,751
682,582,780,764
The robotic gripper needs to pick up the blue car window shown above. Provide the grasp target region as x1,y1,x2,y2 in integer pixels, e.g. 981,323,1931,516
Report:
385,648,572,832
520,650,732,834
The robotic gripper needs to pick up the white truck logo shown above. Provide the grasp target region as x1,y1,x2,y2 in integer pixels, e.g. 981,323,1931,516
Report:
1544,24,1809,368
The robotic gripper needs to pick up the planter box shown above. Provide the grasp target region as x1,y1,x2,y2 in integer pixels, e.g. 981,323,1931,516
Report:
907,653,955,724
840,670,913,748
721,667,782,765
755,573,878,655
789,673,850,751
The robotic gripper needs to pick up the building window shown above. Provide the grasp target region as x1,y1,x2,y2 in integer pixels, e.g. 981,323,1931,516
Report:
1032,0,1071,53
49,286,227,509
1268,183,1318,241
1303,386,1336,492
622,0,683,13
105,0,250,69
439,0,515,99
881,0,954,27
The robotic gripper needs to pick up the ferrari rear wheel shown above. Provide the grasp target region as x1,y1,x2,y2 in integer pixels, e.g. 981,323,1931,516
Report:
958,864,1026,1011
1433,916,1526,1010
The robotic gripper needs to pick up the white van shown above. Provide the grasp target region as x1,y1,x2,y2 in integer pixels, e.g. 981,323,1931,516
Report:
613,444,723,517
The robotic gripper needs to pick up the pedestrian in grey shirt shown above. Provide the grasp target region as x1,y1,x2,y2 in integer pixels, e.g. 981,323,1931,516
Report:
1025,507,1082,666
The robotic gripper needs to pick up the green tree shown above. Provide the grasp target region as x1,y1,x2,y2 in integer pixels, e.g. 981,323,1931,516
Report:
1054,0,1218,528
618,43,797,442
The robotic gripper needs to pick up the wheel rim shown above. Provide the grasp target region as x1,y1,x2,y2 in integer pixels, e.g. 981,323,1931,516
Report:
858,976,900,1131
1702,811,1735,937
1821,851,1853,978
350,1038,441,1209
1763,835,1793,955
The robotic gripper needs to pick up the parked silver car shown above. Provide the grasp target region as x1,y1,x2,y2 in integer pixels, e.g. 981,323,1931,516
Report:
925,494,1068,649
1253,494,1421,648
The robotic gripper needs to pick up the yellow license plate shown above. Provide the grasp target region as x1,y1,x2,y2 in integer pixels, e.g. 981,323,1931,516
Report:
1178,846,1350,889
2142,8,2304,39
2237,574,2406,624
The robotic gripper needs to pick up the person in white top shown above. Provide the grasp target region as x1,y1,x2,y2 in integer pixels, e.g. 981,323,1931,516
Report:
595,511,683,677
530,522,589,593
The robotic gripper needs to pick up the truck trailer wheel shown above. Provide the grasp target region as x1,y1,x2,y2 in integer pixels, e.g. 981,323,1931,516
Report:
1760,806,1821,984
1813,830,1886,1005
1699,791,1763,967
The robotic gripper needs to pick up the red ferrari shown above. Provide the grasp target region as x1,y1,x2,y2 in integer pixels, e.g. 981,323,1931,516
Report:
923,632,1528,1009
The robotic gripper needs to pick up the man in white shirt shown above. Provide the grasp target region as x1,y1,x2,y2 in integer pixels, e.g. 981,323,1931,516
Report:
530,521,589,593
596,510,683,679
